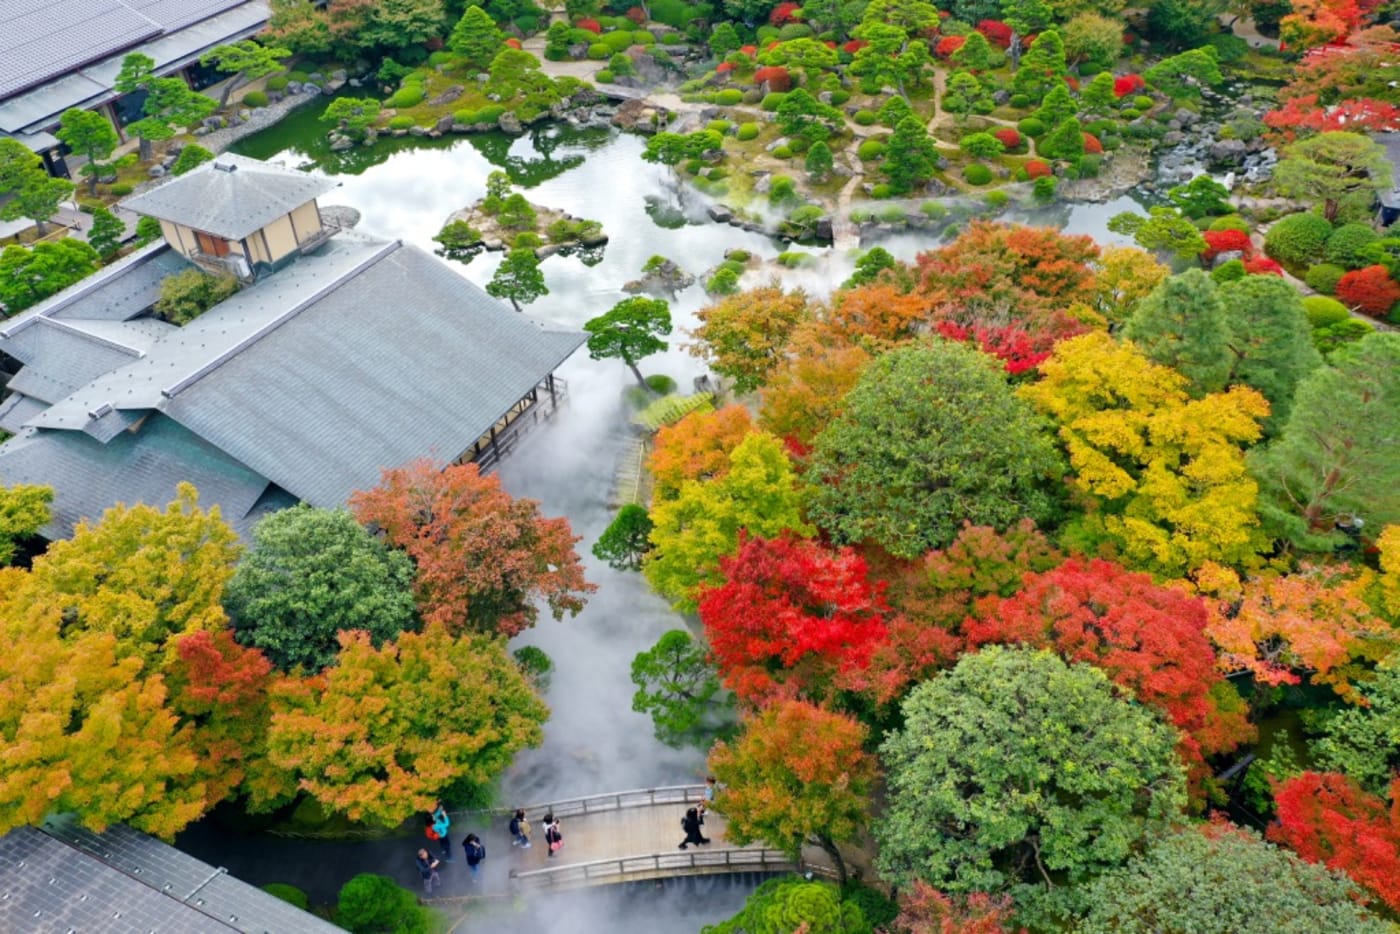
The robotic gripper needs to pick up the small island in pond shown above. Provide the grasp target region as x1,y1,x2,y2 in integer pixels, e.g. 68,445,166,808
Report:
434,170,607,263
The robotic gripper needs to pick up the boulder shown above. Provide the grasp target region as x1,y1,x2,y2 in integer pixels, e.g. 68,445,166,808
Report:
429,85,465,106
497,111,524,134
436,114,456,133
148,165,166,178
409,126,429,136
1209,138,1248,166
1212,250,1246,268
329,136,353,151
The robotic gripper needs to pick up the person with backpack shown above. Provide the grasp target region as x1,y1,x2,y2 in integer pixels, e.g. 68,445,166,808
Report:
463,833,486,881
426,802,452,861
543,813,563,858
510,808,531,847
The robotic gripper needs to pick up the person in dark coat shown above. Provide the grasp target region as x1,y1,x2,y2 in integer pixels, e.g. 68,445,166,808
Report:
678,807,710,849
415,848,441,894
463,833,486,881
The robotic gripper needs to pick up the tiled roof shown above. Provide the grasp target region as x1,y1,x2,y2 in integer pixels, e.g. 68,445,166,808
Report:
121,153,339,240
0,819,341,933
0,0,250,100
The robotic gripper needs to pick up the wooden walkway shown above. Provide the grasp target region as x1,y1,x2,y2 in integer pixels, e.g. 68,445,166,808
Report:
428,786,835,898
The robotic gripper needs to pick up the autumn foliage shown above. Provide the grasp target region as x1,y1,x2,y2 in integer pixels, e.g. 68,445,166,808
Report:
1264,95,1400,142
935,35,966,57
1113,74,1145,97
769,1,801,24
1023,159,1052,179
699,534,891,705
648,404,756,500
1269,772,1400,912
1335,265,1400,318
1202,228,1254,260
891,883,1020,934
993,127,1021,149
753,65,792,91
976,20,1012,48
349,459,593,637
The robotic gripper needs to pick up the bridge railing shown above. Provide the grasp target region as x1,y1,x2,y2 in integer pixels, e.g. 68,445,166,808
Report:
509,847,830,892
452,785,708,823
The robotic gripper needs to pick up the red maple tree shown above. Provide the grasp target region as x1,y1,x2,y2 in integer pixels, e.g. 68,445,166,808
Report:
1263,95,1400,142
1269,772,1400,912
892,882,1021,933
976,20,1012,48
698,533,891,706
1335,265,1400,318
936,35,966,57
1202,228,1254,261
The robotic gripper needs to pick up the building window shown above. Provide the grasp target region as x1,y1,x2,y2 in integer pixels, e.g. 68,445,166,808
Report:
195,231,230,256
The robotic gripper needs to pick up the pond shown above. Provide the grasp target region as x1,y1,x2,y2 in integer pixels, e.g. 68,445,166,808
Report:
197,104,1160,929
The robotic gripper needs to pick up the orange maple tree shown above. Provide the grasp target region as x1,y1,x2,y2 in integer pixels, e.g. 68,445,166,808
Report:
349,458,594,637
757,319,872,450
648,404,756,501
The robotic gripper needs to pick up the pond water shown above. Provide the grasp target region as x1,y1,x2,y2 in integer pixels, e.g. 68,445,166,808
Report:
208,105,1160,929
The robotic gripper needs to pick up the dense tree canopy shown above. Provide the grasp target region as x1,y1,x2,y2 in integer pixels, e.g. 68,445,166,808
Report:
688,286,812,394
225,505,418,673
1122,270,1232,397
583,296,672,388
876,646,1186,893
805,340,1063,559
0,239,100,315
629,629,730,748
703,878,868,934
0,483,51,565
1217,274,1324,432
648,404,755,501
349,459,593,637
1314,654,1400,795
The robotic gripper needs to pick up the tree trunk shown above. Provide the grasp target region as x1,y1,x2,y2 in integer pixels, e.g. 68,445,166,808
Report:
627,360,653,391
218,74,243,109
509,296,521,312
87,167,98,196
33,218,47,236
815,835,848,886
1323,198,1339,223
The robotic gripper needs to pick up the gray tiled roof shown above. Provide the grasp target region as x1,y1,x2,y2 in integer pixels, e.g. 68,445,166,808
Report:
0,820,341,933
0,392,46,434
1376,133,1400,209
0,240,188,325
121,153,340,240
3,317,145,404
0,415,272,538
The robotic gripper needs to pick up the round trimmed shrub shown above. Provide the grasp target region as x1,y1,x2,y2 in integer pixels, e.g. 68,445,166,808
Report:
263,884,310,910
853,109,878,126
1264,212,1333,267
1304,263,1346,294
1134,95,1154,110
384,85,423,108
596,69,615,82
870,183,894,198
603,30,636,51
1210,259,1246,284
1302,294,1351,327
736,122,760,141
707,266,740,294
985,189,1010,208
633,29,656,43
1208,214,1250,232
1121,108,1142,120
959,132,1005,158
857,139,885,160
760,92,788,110
707,119,732,134
830,89,851,105
265,75,290,92
779,23,814,39
1324,222,1379,269
242,90,269,107
715,88,743,105
336,874,427,933
1017,116,1046,137
587,42,610,58
387,115,416,129
772,144,793,159
1009,93,1030,108
109,182,134,196
921,200,947,218
963,163,994,185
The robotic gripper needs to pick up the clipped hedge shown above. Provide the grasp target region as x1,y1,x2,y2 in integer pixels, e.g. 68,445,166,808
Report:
1302,294,1351,327
715,88,743,105
1324,222,1379,269
384,85,424,108
596,69,615,82
964,163,994,185
387,115,416,129
265,75,290,91
857,139,885,160
1017,116,1046,137
760,92,788,111
736,122,760,141
242,90,269,107
1264,212,1332,267
588,42,610,59
1304,263,1345,294
853,109,878,126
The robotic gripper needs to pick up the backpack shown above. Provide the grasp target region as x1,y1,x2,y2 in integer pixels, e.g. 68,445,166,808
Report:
509,816,520,835
425,825,441,841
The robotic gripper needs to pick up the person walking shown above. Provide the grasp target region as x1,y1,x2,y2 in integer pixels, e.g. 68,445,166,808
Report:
678,807,710,849
698,775,718,821
509,808,530,847
415,848,441,895
543,813,563,858
428,802,452,861
517,811,532,848
463,833,486,881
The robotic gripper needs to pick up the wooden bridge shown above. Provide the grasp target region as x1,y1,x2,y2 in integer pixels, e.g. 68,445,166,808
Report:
435,785,834,896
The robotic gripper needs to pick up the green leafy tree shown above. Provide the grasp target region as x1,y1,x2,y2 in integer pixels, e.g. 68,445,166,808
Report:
1108,206,1207,261
0,240,100,314
1314,654,1400,796
801,0,864,39
115,56,216,161
770,38,841,87
1274,132,1392,225
134,215,163,246
1002,0,1054,69
155,268,240,325
585,296,672,387
630,628,732,748
1033,83,1075,129
776,89,844,144
1123,269,1233,397
805,140,834,181
851,24,929,96
876,645,1187,893
592,503,654,571
486,247,547,311
267,624,547,825
709,21,742,57
843,246,898,288
1037,115,1085,162
703,878,868,934
347,0,446,55
1142,46,1223,98
0,139,74,236
224,505,418,673
497,193,537,230
1146,0,1227,49
171,144,215,176
85,206,125,261
450,5,506,70
334,874,429,934
943,70,993,124
1169,174,1232,219
1079,71,1116,114
55,108,119,195
319,97,382,138
0,484,52,565
266,0,332,55
200,40,291,108
952,29,993,71
805,340,1062,559
644,432,812,610
882,116,939,196
1078,824,1389,933
1063,13,1126,71
1250,333,1400,552
709,700,877,884
1217,274,1324,432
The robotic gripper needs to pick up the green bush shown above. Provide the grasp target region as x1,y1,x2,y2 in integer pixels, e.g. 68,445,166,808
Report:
853,109,877,126
707,266,740,294
1133,95,1154,110
384,85,423,108
1017,116,1046,137
1208,214,1250,232
1302,294,1351,327
920,200,947,218
761,92,788,111
513,231,543,248
857,139,885,160
715,88,743,105
1325,222,1379,269
778,23,814,39
1009,94,1030,108
1210,259,1246,284
472,104,507,124
1264,212,1333,267
756,25,780,42
736,122,760,141
603,31,636,52
963,163,994,186
959,132,1005,158
1032,174,1057,203
596,69,615,82
1304,263,1346,294
1121,108,1142,120
386,115,416,129
830,89,851,105
242,90,269,107
777,250,816,267
171,144,214,176
772,144,793,159
428,50,454,66
870,182,893,198
262,884,309,910
985,189,1010,209
108,183,134,196
633,29,656,43
335,874,427,934
287,70,310,83
707,119,732,134
265,75,290,91
569,27,596,43
588,42,610,58
878,204,907,223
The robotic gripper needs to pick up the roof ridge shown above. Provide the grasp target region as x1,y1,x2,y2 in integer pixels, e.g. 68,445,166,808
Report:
160,240,402,400
0,242,169,337
33,315,146,357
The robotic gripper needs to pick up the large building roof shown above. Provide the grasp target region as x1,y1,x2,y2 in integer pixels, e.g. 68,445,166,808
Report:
0,819,341,933
122,154,341,239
